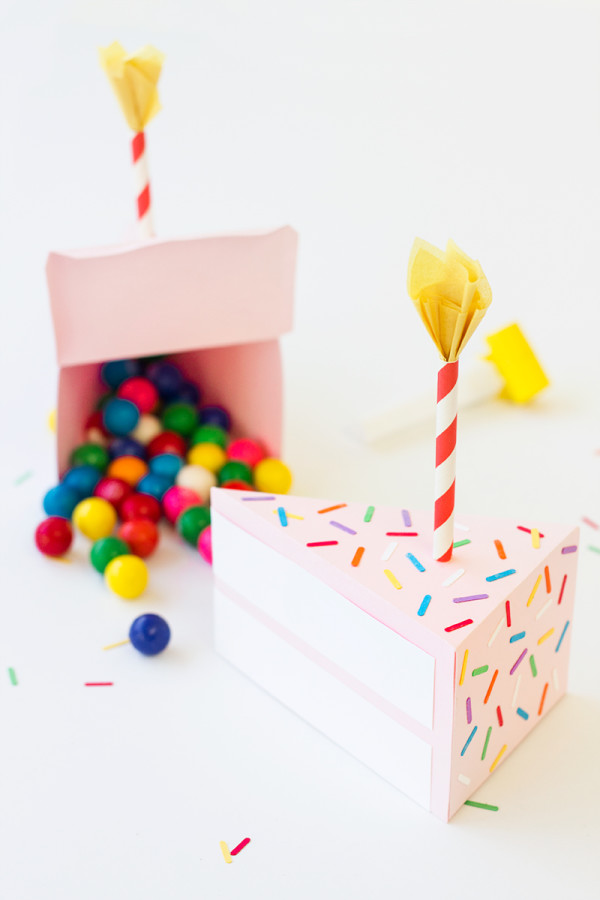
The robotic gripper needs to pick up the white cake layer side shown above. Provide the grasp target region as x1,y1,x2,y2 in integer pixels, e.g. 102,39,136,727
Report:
212,510,436,729
214,586,433,810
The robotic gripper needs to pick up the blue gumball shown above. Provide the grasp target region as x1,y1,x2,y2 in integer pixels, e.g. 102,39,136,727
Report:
146,362,184,401
101,359,141,390
149,453,183,482
102,398,140,437
108,437,146,461
43,484,81,519
129,614,171,656
62,465,102,498
177,381,201,406
137,473,171,501
199,404,231,432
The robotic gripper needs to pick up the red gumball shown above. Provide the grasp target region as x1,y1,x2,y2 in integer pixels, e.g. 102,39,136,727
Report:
84,410,109,442
120,492,162,523
226,438,266,469
117,377,159,414
147,430,188,459
221,479,254,491
162,486,201,524
197,524,212,564
35,517,73,557
93,477,133,509
117,519,159,558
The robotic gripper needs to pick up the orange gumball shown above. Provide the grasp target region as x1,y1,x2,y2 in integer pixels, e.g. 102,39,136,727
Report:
107,455,149,487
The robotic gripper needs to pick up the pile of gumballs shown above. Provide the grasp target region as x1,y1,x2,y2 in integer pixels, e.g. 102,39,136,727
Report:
35,357,292,613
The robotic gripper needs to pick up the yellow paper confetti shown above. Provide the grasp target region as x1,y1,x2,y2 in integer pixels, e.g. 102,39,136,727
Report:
99,42,164,133
485,323,549,403
407,238,492,362
47,408,56,433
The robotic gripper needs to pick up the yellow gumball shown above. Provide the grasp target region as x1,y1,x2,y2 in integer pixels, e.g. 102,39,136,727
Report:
253,458,293,494
73,497,117,540
104,555,148,599
187,442,226,473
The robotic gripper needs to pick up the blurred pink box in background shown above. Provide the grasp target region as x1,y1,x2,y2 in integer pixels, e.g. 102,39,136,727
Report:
46,226,298,473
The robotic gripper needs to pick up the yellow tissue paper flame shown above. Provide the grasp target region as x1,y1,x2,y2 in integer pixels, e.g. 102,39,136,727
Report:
99,42,164,133
407,238,492,363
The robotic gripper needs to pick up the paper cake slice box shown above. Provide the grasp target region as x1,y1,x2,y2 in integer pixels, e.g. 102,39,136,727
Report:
45,227,298,474
210,488,578,821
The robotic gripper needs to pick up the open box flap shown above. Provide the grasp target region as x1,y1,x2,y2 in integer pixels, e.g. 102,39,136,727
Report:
47,226,297,367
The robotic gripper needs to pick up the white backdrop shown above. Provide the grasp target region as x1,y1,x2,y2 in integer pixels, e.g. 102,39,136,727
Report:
1,1,599,897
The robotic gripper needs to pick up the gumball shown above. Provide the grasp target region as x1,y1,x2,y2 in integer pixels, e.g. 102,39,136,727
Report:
117,519,159,558
95,391,114,410
107,456,148,487
190,424,227,449
218,460,252,485
70,443,109,471
105,555,148,599
177,381,201,406
175,464,216,503
146,361,184,400
73,497,117,540
84,410,109,445
62,465,102,499
197,525,213,564
227,438,266,469
187,442,226,473
222,479,254,491
93,477,132,509
149,453,183,482
108,437,146,461
137,473,171,501
176,505,211,546
162,486,201,524
130,414,162,446
103,398,140,437
120,493,162,524
90,536,130,573
101,359,141,389
35,517,73,557
117,377,159,414
147,431,188,459
43,484,80,519
162,403,198,437
199,405,231,432
129,613,170,655
253,458,293,494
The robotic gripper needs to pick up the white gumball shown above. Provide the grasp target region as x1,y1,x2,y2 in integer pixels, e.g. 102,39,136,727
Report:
175,464,217,503
131,414,162,445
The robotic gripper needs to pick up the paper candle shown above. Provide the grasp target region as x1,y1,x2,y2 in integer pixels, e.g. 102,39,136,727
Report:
407,238,492,562
99,42,164,238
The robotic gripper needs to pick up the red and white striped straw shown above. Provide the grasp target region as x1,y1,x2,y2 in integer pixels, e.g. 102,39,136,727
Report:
132,131,154,238
434,360,458,562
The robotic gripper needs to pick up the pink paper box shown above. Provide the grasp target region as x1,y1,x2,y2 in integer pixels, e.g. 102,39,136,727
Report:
211,488,578,821
46,227,298,473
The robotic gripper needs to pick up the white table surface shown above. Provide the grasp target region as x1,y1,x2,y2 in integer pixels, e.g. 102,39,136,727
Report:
1,1,600,897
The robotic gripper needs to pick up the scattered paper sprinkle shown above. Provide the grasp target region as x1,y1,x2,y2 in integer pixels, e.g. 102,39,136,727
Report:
582,517,599,529
483,669,498,704
487,617,504,648
277,507,288,527
381,542,398,561
494,539,506,559
386,531,418,537
459,649,469,686
84,682,113,687
383,569,402,590
496,705,503,726
489,744,507,772
460,726,477,756
243,495,275,501
453,539,471,548
510,649,528,675
406,552,425,572
516,707,529,720
509,631,526,643
511,673,522,708
102,639,130,651
306,541,338,548
14,470,33,486
535,596,553,620
555,621,570,653
553,668,560,690
230,837,251,857
319,503,347,514
517,526,545,537
454,523,470,532
472,665,489,677
527,574,542,607
364,505,375,523
589,546,600,554
464,800,498,812
442,568,465,587
351,546,365,568
454,593,488,603
330,520,357,535
220,841,232,864
458,774,471,786
505,600,511,627
486,569,516,582
537,628,554,646
402,509,412,527
481,726,492,760
466,697,472,724
529,654,538,678
531,528,540,549
538,683,549,716
8,667,17,686
445,619,473,633
561,545,577,555
558,574,567,605
418,594,432,617
544,565,551,593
